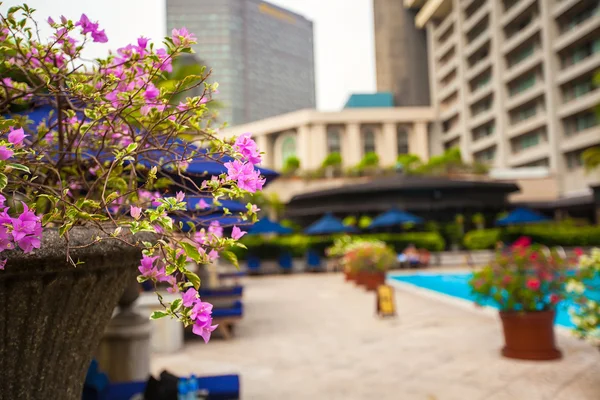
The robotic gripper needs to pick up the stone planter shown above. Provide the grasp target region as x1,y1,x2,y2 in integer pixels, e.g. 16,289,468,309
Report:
499,310,562,361
355,271,386,291
0,227,148,399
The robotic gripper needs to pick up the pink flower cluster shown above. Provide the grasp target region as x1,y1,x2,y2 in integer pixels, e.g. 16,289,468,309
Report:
181,288,217,343
75,14,108,43
224,133,265,193
0,199,43,270
138,254,178,293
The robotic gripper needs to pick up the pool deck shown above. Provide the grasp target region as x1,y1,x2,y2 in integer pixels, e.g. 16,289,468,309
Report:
151,272,600,400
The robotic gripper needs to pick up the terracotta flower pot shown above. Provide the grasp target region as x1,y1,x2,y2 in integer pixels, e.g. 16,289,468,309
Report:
499,310,562,361
0,227,149,399
344,270,356,282
355,270,369,287
363,271,386,291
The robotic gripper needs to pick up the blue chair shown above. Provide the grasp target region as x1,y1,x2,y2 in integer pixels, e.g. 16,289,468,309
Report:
247,256,261,275
278,252,293,273
306,250,323,272
105,374,240,400
82,360,109,400
211,301,244,340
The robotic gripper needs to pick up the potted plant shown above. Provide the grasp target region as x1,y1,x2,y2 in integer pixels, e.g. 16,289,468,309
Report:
342,241,396,291
469,237,584,360
0,6,263,399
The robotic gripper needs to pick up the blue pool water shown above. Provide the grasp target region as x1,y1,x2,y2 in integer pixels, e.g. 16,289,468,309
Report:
390,273,577,328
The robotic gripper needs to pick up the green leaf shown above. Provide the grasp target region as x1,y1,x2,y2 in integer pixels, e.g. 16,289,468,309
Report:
170,298,182,313
150,311,169,320
184,270,201,290
0,173,7,190
7,163,30,173
181,242,200,262
222,250,239,269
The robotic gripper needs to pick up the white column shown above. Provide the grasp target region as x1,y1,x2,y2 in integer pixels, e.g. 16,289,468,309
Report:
310,123,328,170
343,123,362,168
378,122,398,166
409,122,429,162
296,125,311,172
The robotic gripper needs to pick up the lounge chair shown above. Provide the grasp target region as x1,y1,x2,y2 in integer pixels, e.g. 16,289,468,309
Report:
200,286,244,308
305,250,324,272
246,256,261,275
278,252,293,273
211,300,244,340
105,374,240,400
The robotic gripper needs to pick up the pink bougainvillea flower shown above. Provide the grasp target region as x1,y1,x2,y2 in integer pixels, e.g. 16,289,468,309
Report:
0,259,6,270
208,220,223,238
0,146,13,160
233,132,261,165
176,191,185,202
193,322,218,343
130,206,142,220
526,277,541,291
91,29,108,43
208,249,219,261
171,27,197,46
137,36,149,49
249,204,260,213
138,255,166,281
197,198,209,210
8,128,26,147
511,236,531,249
76,14,108,43
144,84,160,101
224,160,265,193
182,288,198,307
231,226,246,240
17,235,41,253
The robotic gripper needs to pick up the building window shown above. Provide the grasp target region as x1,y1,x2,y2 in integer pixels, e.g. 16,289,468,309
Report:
471,96,492,116
562,75,598,102
281,135,297,165
397,128,409,155
512,104,537,124
561,38,600,68
472,123,495,141
516,158,549,168
513,131,541,152
564,110,598,135
565,149,586,170
509,73,536,96
326,128,341,154
444,137,460,150
474,146,496,164
466,16,488,44
559,2,600,34
508,43,535,68
471,72,491,92
363,129,376,154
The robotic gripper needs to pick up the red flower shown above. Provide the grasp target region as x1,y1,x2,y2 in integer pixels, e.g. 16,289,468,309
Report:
512,236,532,249
529,252,539,262
549,294,560,305
574,247,584,257
526,277,541,291
502,275,512,285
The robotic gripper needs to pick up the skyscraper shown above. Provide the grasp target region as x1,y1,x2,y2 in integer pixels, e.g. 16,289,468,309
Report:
373,0,431,106
166,0,316,126
404,0,600,197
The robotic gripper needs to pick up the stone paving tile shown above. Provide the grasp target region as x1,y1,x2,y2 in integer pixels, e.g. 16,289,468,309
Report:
151,274,600,400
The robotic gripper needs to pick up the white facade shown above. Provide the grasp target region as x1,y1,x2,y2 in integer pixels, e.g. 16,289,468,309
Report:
406,0,600,196
222,107,435,171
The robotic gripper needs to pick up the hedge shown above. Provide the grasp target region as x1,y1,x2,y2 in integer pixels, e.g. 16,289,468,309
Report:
229,232,446,261
463,225,600,250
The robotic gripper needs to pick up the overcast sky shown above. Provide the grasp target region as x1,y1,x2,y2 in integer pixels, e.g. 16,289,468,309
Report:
0,0,376,110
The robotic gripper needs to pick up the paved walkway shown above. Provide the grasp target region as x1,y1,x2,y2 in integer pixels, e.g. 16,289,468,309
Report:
151,273,600,400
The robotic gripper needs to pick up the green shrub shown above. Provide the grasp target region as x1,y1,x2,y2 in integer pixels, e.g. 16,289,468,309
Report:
359,152,379,168
322,152,342,168
463,229,500,250
463,225,600,250
230,232,445,260
283,156,300,175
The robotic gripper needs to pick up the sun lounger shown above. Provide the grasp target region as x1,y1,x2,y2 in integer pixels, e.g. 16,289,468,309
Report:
105,374,241,400
200,286,244,308
211,300,244,340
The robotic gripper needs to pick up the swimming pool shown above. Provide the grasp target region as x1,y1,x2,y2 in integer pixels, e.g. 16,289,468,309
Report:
390,273,576,328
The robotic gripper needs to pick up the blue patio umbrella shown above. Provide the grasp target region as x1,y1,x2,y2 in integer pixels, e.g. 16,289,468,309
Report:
369,208,423,229
9,106,280,185
496,207,550,226
185,196,247,213
247,217,293,235
304,213,358,235
174,214,253,233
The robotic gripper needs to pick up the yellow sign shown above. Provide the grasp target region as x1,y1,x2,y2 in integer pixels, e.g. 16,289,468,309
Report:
376,285,396,317
259,3,297,25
